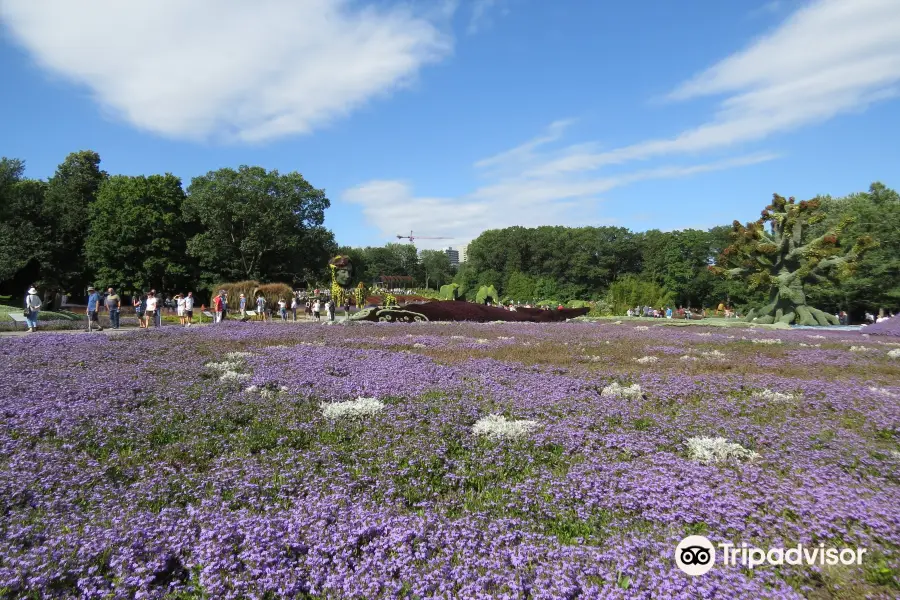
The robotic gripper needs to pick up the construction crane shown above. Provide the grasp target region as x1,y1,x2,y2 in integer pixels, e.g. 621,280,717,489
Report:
396,230,451,244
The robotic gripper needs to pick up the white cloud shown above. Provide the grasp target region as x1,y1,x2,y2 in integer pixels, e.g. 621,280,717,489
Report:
467,0,508,34
529,0,900,176
0,0,453,142
344,0,900,248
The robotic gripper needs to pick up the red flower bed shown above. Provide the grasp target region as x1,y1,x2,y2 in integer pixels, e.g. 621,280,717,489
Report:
352,301,590,323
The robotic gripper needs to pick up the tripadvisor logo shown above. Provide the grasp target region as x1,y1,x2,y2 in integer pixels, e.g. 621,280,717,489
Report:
675,535,867,576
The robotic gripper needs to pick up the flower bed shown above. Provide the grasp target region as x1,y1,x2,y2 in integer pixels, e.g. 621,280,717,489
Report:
0,322,897,598
352,300,590,322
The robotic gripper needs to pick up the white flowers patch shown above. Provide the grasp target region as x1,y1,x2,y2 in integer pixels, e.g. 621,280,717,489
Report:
601,382,643,399
850,346,876,353
701,350,726,360
205,360,243,373
225,351,253,360
807,335,826,340
680,355,699,362
220,370,250,383
888,349,900,359
472,414,538,440
868,386,897,398
751,338,782,345
476,339,490,344
696,332,712,337
799,343,821,348
580,355,603,363
635,356,658,364
753,388,797,402
413,343,427,348
687,436,759,464
635,326,649,331
321,397,385,420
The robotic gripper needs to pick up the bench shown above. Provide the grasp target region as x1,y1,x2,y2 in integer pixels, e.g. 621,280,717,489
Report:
9,312,28,329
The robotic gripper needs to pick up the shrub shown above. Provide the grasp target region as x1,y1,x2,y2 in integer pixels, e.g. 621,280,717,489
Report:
439,283,460,300
213,280,260,307
256,283,294,309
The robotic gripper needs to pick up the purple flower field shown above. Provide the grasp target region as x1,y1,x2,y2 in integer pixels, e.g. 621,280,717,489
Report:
1,321,898,599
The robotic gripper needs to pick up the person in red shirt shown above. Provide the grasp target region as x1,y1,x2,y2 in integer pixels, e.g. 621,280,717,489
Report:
213,292,224,324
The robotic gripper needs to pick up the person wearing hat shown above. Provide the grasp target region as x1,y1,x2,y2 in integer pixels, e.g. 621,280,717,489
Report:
24,286,42,332
86,286,103,332
176,293,187,327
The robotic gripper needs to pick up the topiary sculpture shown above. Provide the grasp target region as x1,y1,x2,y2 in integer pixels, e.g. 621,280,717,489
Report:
711,194,875,325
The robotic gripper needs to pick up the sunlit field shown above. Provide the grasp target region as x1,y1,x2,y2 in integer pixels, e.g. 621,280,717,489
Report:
1,321,898,599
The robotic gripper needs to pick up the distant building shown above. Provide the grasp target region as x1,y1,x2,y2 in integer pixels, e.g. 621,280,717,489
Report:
444,247,460,267
458,244,468,264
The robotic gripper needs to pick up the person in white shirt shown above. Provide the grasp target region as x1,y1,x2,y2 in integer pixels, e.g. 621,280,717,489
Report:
278,299,287,321
313,300,321,322
144,292,158,328
176,294,187,327
290,296,298,321
184,292,195,326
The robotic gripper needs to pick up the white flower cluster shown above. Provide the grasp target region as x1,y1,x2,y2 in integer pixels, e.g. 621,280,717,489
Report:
321,397,385,420
888,349,900,359
476,338,490,344
580,355,603,363
687,436,759,464
696,332,712,337
868,386,897,397
850,346,876,353
701,350,726,360
472,414,538,440
807,335,826,340
635,326,649,331
413,343,427,348
245,384,289,398
680,355,699,362
225,351,253,360
799,343,821,348
219,370,250,383
635,356,659,364
205,360,243,373
751,338,782,345
601,382,643,399
753,388,797,402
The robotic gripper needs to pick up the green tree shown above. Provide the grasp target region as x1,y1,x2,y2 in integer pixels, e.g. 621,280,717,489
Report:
86,174,193,293
606,275,675,315
183,166,334,287
805,182,900,317
42,150,108,293
419,249,451,289
504,271,536,302
712,193,875,325
0,159,49,290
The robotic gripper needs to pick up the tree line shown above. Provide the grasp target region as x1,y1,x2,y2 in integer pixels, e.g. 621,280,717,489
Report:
2,149,896,318
452,182,900,318
1,151,336,305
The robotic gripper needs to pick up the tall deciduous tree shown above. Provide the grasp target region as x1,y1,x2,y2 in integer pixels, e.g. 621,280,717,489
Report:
42,150,107,293
419,249,451,289
182,166,334,287
86,174,193,293
0,158,49,290
712,194,875,325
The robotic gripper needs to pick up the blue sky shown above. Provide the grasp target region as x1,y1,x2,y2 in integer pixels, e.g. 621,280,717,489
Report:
1,0,898,250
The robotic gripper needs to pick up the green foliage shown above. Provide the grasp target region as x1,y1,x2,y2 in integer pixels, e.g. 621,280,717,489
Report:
0,159,49,286
606,275,675,315
183,166,335,287
419,249,452,289
41,151,108,293
439,283,460,300
504,271,536,302
475,285,499,304
86,174,192,293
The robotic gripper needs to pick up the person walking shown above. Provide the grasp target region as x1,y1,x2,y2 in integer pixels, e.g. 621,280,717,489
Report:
256,294,266,322
149,290,162,327
239,293,247,319
278,298,287,321
184,292,194,326
24,286,42,332
313,299,321,322
291,296,298,321
86,286,103,332
145,291,158,328
105,287,121,329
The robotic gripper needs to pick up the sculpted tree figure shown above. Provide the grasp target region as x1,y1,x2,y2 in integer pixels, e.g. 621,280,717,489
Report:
711,194,874,325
